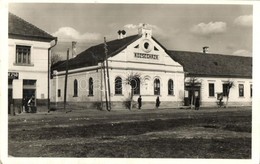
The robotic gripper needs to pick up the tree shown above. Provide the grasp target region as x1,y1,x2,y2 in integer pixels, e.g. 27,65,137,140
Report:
124,72,142,110
224,80,235,108
186,77,201,109
51,53,62,66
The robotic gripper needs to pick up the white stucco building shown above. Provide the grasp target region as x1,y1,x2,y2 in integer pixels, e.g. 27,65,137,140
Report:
8,13,57,112
51,25,252,110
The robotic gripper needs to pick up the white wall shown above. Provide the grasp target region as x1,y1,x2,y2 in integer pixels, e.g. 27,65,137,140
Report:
193,77,252,106
8,38,51,99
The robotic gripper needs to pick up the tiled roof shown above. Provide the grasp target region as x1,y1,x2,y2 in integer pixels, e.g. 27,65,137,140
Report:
168,50,252,78
8,12,56,42
53,35,141,71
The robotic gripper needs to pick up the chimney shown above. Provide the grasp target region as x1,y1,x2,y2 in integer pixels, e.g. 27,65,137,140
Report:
203,46,209,53
138,23,152,38
121,30,126,38
117,30,122,39
72,41,77,58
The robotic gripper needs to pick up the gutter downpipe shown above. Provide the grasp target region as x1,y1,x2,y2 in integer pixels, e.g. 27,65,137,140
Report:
48,37,58,112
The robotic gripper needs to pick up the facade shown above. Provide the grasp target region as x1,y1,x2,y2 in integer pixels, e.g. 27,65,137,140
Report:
169,51,252,107
51,25,252,110
8,13,57,112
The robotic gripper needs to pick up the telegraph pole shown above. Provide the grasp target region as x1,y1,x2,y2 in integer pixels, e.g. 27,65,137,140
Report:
63,48,69,112
104,37,111,111
103,61,109,111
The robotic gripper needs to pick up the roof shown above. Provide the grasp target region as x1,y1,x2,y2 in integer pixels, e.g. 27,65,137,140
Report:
53,33,252,78
168,50,252,78
8,12,56,42
53,35,141,71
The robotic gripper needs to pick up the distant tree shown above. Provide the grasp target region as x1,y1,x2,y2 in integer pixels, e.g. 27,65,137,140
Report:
224,80,235,108
51,53,62,66
124,72,142,110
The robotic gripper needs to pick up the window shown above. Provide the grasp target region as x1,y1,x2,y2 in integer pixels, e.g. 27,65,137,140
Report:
16,45,31,64
58,89,61,97
168,79,174,95
115,77,122,95
131,77,140,95
239,84,244,97
73,79,78,97
154,78,160,95
250,84,252,97
209,83,215,97
222,83,229,96
89,77,93,96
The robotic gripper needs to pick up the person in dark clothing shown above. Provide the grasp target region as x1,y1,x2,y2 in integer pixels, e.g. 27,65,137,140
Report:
137,95,142,109
156,96,160,108
195,96,200,110
22,96,27,113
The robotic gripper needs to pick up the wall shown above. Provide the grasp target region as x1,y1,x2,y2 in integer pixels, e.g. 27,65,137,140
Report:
8,38,51,107
191,77,252,107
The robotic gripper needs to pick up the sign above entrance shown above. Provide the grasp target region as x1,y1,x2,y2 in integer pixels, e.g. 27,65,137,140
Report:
134,53,159,60
8,72,19,79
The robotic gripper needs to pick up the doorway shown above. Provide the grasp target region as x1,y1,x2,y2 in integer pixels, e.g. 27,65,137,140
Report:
23,80,36,106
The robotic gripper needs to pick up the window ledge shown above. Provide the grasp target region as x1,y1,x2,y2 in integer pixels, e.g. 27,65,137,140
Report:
114,94,124,96
88,95,94,97
14,63,34,67
168,95,175,96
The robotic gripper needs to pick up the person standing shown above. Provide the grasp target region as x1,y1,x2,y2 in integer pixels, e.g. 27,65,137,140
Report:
137,95,142,109
22,96,27,113
195,96,200,110
27,96,33,113
156,96,160,109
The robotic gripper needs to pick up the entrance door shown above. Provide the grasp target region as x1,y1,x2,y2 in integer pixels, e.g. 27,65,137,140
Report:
23,80,36,106
188,89,200,105
184,86,201,106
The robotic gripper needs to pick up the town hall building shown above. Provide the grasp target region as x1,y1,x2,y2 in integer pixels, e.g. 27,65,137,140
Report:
51,25,252,110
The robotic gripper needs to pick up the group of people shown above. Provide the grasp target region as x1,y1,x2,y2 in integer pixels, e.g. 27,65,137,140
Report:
22,96,34,113
137,95,160,110
137,95,200,110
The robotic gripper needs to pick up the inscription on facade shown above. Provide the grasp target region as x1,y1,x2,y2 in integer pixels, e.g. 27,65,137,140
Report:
134,53,159,60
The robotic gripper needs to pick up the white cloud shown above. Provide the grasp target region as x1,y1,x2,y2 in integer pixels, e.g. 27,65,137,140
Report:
52,27,102,42
190,21,227,36
234,15,252,27
124,24,139,29
123,23,173,38
232,49,252,56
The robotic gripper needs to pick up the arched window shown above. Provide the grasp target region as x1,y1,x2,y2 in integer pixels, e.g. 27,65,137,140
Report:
89,77,93,96
154,78,160,95
168,79,174,95
131,77,140,95
73,79,78,97
115,76,122,95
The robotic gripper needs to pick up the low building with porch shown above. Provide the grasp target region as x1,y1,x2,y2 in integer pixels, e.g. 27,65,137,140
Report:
169,50,252,107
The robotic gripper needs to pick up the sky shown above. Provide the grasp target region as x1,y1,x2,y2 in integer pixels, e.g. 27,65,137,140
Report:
8,3,253,59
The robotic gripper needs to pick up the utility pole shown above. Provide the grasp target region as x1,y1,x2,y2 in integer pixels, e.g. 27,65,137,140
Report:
100,62,103,110
104,37,111,111
64,48,69,112
103,61,109,111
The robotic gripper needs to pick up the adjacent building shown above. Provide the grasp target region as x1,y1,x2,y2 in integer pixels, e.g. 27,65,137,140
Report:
51,25,252,109
8,13,57,112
